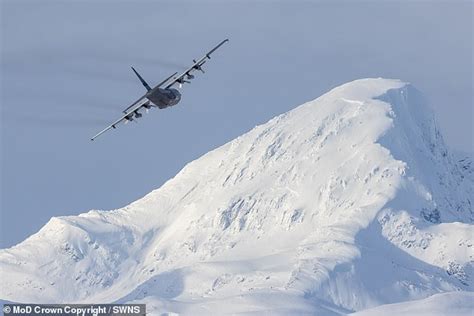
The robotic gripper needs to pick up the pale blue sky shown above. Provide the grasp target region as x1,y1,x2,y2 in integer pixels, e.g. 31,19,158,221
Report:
1,1,472,248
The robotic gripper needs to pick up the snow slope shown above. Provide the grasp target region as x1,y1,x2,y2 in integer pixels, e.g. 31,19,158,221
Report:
351,291,474,316
1,78,472,315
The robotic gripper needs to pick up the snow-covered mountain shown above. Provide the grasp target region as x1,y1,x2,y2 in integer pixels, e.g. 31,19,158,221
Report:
1,78,472,315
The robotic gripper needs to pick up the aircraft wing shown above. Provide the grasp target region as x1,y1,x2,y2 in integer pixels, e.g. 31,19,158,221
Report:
165,39,229,89
91,71,179,141
90,39,228,141
90,96,149,141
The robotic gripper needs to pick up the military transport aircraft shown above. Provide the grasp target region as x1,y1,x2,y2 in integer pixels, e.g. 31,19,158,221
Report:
91,39,229,141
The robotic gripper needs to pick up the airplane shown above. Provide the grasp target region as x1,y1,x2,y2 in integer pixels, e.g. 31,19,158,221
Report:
90,39,229,141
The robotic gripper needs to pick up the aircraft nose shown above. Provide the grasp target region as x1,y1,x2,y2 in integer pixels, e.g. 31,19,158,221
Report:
172,89,181,102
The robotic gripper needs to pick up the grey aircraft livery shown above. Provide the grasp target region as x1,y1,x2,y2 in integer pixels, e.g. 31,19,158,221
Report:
91,39,229,141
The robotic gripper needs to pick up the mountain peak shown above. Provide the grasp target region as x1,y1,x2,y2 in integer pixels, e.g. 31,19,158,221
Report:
1,78,472,314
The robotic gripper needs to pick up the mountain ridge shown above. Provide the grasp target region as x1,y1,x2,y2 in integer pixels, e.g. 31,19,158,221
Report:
1,78,472,315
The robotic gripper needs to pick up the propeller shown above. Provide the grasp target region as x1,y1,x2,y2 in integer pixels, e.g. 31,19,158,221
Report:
176,77,191,89
125,114,134,123
193,60,205,73
177,78,190,84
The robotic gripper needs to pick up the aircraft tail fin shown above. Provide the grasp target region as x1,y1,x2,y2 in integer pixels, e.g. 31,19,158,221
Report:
131,67,152,91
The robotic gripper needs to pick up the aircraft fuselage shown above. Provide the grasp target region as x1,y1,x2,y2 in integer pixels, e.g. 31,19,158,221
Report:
147,87,181,109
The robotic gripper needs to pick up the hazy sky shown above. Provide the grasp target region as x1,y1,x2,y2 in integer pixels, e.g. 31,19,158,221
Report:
1,0,472,248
